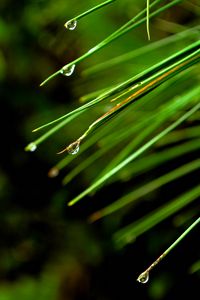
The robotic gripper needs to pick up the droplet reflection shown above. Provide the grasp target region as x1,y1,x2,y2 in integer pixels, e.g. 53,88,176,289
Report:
61,64,76,77
27,143,37,152
137,271,149,284
67,141,80,155
65,19,77,30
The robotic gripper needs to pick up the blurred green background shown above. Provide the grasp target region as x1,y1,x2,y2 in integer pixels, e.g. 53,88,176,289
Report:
0,0,199,299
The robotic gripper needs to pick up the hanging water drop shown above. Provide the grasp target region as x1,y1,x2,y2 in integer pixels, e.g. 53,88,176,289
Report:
67,141,80,155
61,64,76,77
65,19,77,30
26,142,37,152
137,271,149,284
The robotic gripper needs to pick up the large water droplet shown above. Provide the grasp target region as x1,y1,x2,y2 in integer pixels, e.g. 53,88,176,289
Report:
65,19,77,31
67,141,80,155
137,271,149,284
61,64,76,76
27,142,37,152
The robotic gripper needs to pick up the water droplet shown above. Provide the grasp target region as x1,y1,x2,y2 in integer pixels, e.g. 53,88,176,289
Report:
61,64,76,76
48,167,59,178
65,19,77,31
137,271,149,284
27,142,37,152
67,141,80,155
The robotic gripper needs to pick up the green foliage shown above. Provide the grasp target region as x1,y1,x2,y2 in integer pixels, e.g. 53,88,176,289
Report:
26,0,200,253
1,0,199,298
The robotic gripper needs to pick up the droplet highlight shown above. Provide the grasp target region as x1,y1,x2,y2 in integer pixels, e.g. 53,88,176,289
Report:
65,19,77,31
67,141,80,155
61,64,76,77
137,271,149,284
26,142,37,152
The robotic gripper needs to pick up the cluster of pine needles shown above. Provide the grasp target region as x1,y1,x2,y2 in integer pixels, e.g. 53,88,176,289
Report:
25,0,200,281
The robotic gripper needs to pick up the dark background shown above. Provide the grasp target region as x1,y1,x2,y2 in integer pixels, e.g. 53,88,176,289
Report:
0,0,199,299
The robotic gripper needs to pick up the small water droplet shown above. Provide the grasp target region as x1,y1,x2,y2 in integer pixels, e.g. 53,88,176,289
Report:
65,19,77,31
48,167,59,178
27,142,37,152
61,64,76,76
137,271,149,284
67,141,80,155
